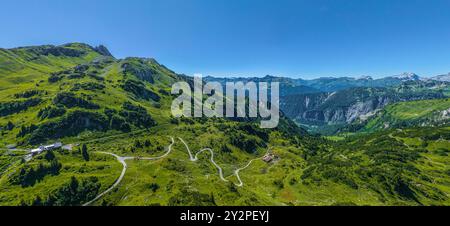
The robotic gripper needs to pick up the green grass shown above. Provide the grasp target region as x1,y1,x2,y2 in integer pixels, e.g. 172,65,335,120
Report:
385,98,450,120
361,98,450,132
87,130,385,206
0,151,122,205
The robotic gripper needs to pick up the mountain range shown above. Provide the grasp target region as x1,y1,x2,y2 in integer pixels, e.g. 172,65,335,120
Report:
206,73,450,134
206,72,446,95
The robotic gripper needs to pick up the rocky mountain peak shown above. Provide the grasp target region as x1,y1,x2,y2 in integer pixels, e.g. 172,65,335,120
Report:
392,72,420,81
94,45,113,57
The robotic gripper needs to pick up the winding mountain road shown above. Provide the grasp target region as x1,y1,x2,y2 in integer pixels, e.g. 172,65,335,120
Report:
178,138,229,182
83,136,263,206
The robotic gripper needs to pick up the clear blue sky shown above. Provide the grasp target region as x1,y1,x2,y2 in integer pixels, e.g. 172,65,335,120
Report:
1,0,450,78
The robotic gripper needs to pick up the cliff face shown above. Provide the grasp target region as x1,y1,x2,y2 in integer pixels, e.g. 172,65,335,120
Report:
280,87,445,126
281,94,391,124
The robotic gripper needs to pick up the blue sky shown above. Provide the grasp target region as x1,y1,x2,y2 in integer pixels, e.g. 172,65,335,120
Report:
1,0,450,79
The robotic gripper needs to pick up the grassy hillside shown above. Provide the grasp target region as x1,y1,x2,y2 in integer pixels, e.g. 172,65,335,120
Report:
321,127,450,205
0,44,181,147
0,150,122,206
361,98,450,132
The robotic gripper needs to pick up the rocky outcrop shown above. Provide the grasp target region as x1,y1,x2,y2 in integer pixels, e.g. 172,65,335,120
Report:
94,45,113,57
121,79,161,102
121,58,156,84
295,98,390,124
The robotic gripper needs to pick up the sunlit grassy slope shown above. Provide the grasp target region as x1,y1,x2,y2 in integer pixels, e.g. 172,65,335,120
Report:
363,98,450,131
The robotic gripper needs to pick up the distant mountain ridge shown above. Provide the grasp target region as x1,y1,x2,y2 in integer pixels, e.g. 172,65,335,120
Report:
206,72,446,95
206,73,450,134
431,73,450,82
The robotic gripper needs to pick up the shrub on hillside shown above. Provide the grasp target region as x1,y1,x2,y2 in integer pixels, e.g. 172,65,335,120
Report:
38,106,66,119
53,92,99,109
0,98,42,116
119,101,156,128
26,110,109,144
121,79,160,102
